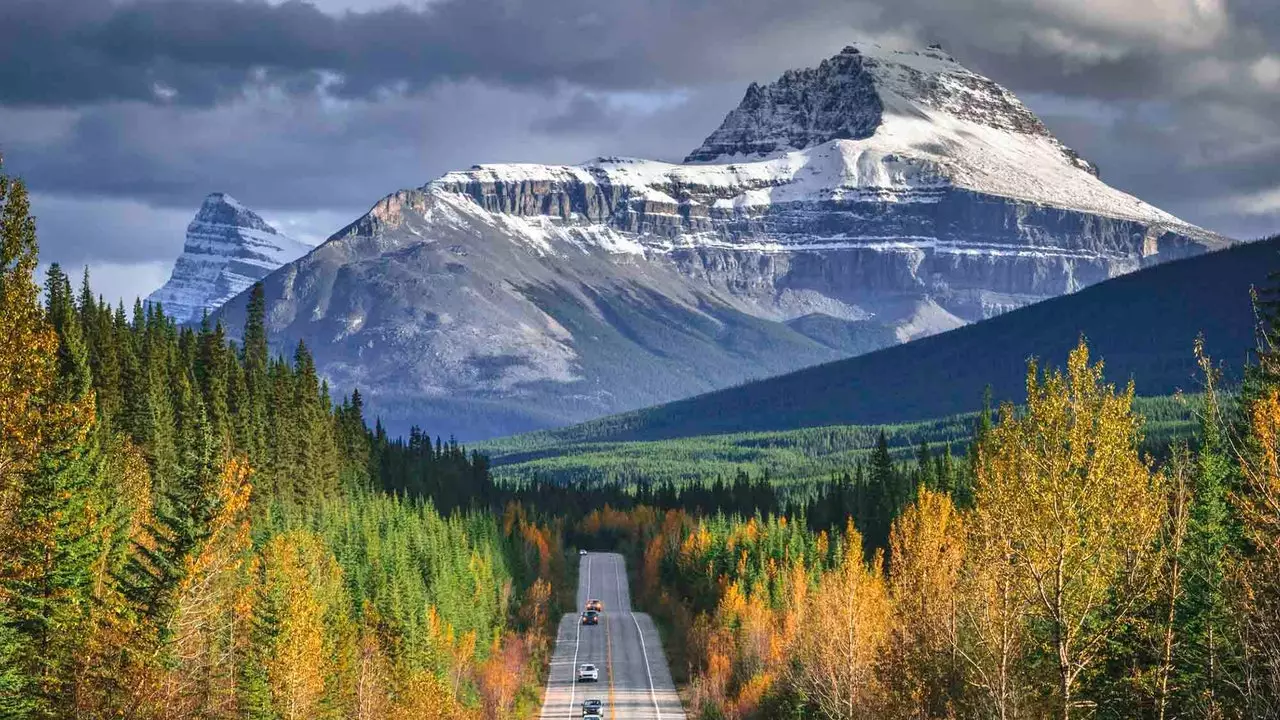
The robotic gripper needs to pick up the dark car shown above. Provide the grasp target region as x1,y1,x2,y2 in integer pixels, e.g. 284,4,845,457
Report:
582,698,603,715
582,610,599,625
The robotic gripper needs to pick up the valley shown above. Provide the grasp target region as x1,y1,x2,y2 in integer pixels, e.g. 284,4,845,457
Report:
6,5,1280,719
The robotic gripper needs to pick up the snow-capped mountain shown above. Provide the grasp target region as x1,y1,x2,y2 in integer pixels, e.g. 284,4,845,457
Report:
147,193,311,323
215,43,1229,439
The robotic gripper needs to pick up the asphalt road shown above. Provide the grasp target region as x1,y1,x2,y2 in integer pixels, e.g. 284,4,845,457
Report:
539,552,686,720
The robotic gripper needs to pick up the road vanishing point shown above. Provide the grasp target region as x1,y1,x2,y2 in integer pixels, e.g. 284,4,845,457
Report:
539,552,686,720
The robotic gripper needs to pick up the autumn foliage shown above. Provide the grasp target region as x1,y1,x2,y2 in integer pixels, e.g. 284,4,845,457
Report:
576,337,1280,719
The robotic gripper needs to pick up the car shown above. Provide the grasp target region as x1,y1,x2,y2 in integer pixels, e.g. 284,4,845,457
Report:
581,698,603,716
581,610,599,625
579,549,588,556
585,599,603,612
583,715,603,720
577,664,599,682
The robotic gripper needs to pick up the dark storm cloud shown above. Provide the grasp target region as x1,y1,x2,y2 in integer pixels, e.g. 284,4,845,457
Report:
11,0,1252,107
1,79,684,214
0,0,868,106
3,0,1280,281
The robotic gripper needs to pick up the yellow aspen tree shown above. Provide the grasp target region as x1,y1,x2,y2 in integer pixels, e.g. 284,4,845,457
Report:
477,634,526,717
1235,388,1280,712
259,530,348,720
975,341,1164,720
642,534,664,602
389,669,470,720
354,606,393,720
792,528,891,720
735,587,775,685
449,629,477,700
887,487,965,719
776,559,810,663
956,514,1030,720
155,457,254,719
518,577,552,658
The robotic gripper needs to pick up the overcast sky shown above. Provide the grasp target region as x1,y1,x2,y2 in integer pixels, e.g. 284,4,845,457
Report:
2,0,1278,304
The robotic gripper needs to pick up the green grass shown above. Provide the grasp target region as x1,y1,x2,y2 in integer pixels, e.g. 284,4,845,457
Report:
481,394,1203,487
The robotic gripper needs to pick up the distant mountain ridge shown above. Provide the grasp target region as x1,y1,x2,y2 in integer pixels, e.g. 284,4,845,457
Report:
213,42,1228,439
147,193,310,324
515,235,1278,446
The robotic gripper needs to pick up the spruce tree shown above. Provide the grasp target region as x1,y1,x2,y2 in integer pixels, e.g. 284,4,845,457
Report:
0,265,102,717
240,283,270,468
867,430,896,554
196,316,231,451
1169,345,1245,715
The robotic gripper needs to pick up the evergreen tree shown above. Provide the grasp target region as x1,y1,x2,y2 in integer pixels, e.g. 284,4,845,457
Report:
196,316,231,452
0,264,102,717
865,431,896,554
240,283,270,467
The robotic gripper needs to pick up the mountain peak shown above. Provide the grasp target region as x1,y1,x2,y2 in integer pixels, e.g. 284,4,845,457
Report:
146,194,310,323
684,41,1098,176
193,191,278,234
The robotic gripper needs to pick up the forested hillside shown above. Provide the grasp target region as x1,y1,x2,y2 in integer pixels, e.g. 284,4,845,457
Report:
481,395,1200,487
511,235,1278,445
0,169,567,720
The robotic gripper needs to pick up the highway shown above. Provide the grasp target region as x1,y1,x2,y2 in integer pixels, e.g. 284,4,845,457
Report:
539,552,686,720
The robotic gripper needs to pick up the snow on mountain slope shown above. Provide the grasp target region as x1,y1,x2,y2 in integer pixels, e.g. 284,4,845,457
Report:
441,44,1200,237
214,42,1231,439
147,193,311,323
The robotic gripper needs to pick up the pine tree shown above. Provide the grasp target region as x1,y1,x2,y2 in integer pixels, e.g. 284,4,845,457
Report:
0,170,59,514
865,431,896,554
196,316,232,452
240,283,270,468
1170,343,1242,716
0,264,102,717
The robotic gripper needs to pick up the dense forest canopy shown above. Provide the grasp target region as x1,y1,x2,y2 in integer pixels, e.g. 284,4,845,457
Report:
3,159,1280,720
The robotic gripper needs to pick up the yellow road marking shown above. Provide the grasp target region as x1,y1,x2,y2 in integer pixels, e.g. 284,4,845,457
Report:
606,606,616,717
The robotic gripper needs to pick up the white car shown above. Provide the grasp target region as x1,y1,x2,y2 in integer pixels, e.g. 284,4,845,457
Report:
579,549,588,556
584,715,603,720
577,663,599,682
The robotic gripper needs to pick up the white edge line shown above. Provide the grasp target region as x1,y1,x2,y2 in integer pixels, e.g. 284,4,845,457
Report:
616,555,662,720
538,615,562,720
567,554,591,717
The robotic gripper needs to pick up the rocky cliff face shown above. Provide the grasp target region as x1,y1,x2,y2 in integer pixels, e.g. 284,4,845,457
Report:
147,194,311,324
214,42,1229,439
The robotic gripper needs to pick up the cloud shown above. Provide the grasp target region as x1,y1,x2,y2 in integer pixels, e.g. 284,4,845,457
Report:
2,0,1279,281
29,193,192,265
2,78,739,210
6,0,1244,108
0,0,873,107
1227,186,1280,216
